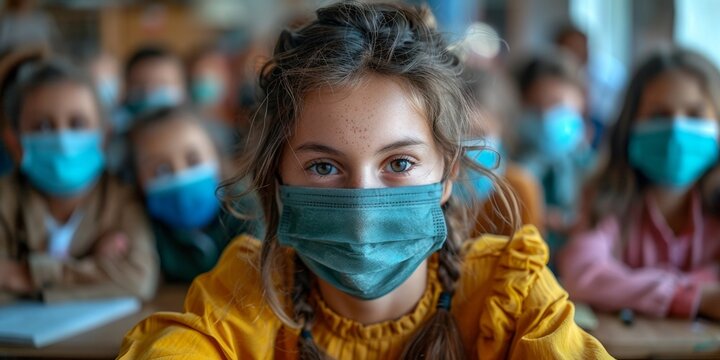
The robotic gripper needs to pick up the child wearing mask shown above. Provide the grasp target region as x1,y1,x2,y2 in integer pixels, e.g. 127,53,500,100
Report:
186,46,238,157
119,3,610,358
84,51,122,113
559,49,720,321
187,46,233,124
122,46,186,123
108,45,187,179
0,59,158,303
459,66,545,236
512,53,593,261
129,106,263,282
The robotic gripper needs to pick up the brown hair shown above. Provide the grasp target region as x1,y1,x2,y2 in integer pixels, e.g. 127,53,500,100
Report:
221,1,520,358
585,48,720,227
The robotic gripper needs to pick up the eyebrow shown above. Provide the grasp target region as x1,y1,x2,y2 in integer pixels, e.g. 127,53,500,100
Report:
376,138,427,154
295,143,345,156
294,137,428,157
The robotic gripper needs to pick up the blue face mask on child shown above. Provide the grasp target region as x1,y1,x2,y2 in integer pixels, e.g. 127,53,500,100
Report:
629,117,719,188
520,104,585,158
278,182,447,300
127,86,183,115
191,77,223,106
453,137,505,204
146,163,221,230
20,130,106,196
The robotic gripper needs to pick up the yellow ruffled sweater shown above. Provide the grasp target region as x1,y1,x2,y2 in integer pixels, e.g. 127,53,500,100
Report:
119,225,612,359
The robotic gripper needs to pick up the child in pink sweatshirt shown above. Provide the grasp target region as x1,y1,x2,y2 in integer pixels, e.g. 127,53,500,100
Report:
559,48,720,321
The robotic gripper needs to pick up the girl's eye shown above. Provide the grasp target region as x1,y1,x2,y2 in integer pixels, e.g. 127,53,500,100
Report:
308,162,338,176
687,106,704,119
35,118,55,132
651,109,673,119
153,163,173,178
186,149,202,167
386,158,414,173
69,115,88,130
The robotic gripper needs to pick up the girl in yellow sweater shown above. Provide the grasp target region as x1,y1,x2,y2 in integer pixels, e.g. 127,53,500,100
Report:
119,2,610,359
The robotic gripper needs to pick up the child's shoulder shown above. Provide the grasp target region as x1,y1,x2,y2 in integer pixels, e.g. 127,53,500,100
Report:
185,234,272,310
463,224,549,266
182,233,277,324
458,225,550,298
121,234,282,358
197,234,263,285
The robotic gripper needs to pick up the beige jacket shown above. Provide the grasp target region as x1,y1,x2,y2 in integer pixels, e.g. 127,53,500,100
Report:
0,173,159,303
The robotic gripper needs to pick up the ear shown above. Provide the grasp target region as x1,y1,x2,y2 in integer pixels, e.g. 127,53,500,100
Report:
441,179,453,204
440,161,460,204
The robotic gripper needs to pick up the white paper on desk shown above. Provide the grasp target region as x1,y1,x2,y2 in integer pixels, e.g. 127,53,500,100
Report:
0,297,140,347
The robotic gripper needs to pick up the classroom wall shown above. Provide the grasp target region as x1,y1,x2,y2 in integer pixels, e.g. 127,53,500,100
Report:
99,2,214,59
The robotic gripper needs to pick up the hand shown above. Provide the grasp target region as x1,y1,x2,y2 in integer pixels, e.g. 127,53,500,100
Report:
0,259,34,294
699,283,720,321
94,232,130,260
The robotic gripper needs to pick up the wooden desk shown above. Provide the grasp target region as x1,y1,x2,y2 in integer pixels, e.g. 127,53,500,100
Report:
0,284,188,359
591,312,720,359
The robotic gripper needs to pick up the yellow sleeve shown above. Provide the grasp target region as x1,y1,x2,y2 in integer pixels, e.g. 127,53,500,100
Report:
473,225,612,359
119,235,283,359
511,267,612,359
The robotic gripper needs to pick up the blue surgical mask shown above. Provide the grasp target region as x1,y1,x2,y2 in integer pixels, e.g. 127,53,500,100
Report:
191,77,223,106
20,130,105,196
278,183,447,300
520,104,585,158
629,117,719,188
146,163,221,230
127,86,183,115
454,137,505,204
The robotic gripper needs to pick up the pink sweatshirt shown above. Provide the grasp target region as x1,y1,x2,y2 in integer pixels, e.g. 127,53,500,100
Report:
559,191,720,318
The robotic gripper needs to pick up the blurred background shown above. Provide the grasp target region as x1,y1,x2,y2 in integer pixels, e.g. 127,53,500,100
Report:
0,0,711,132
6,0,710,66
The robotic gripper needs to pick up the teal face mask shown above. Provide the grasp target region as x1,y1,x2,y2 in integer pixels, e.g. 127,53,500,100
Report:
20,130,105,196
145,163,221,230
191,77,223,106
127,86,183,115
278,182,447,300
629,117,719,188
520,104,585,158
454,137,505,204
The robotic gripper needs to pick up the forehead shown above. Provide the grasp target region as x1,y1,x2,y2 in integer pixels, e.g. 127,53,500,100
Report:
290,74,431,150
529,76,580,96
135,118,213,152
640,70,705,105
129,58,182,79
23,80,95,110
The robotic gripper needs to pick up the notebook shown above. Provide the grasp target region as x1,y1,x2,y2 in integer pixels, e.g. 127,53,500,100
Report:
0,297,140,347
